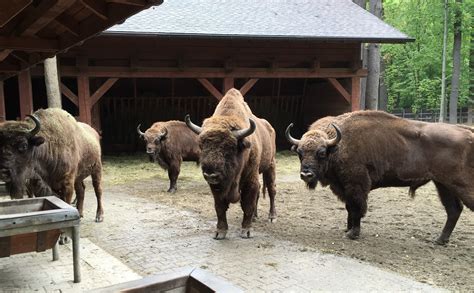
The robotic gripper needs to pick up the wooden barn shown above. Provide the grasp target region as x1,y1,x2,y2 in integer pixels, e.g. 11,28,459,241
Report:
1,0,411,152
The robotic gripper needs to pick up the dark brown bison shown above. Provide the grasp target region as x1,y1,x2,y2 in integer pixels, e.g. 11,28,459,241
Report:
185,88,277,239
137,121,200,193
286,110,474,244
0,108,104,222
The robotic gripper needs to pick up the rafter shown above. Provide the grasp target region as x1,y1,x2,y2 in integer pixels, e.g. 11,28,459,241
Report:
0,0,32,27
105,0,147,6
81,0,108,20
54,15,79,37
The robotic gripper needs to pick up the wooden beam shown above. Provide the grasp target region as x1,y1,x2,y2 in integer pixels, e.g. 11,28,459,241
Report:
0,81,5,122
239,78,259,96
105,0,147,6
60,82,78,106
197,78,223,100
0,0,32,27
90,77,118,106
0,50,12,62
77,75,91,124
37,66,368,78
54,15,79,37
328,78,351,103
18,70,33,119
351,76,361,111
0,36,59,52
80,0,108,20
222,77,234,94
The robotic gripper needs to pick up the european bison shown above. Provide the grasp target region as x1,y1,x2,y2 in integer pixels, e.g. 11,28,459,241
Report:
137,121,200,193
0,108,104,222
286,110,474,244
185,88,277,239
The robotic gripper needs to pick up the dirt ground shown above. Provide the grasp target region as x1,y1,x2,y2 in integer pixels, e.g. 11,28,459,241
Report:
102,152,474,292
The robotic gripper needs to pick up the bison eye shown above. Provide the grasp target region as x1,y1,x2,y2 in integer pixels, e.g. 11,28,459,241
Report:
316,148,327,159
17,142,28,153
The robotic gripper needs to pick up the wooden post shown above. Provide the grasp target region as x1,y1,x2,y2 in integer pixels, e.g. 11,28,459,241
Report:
52,241,59,261
0,81,5,122
77,75,91,124
468,107,473,125
223,77,234,94
44,56,62,108
351,76,361,111
18,69,33,119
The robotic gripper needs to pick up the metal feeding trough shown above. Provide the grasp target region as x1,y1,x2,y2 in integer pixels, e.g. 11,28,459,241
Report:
0,196,81,283
92,267,243,293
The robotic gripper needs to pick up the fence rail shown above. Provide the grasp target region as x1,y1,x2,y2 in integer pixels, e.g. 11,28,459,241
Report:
391,107,473,124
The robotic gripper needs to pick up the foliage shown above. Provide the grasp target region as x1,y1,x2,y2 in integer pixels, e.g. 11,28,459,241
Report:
382,0,472,112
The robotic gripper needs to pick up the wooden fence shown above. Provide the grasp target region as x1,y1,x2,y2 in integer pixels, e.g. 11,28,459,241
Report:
391,107,473,124
100,95,304,153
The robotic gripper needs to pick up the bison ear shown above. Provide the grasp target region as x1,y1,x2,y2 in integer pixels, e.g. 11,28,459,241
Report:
29,136,45,146
238,139,251,151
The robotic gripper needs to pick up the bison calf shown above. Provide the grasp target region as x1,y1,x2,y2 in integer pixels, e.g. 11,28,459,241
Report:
137,121,200,193
286,110,474,244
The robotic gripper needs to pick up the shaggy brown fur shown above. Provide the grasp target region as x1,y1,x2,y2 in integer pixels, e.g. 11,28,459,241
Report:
188,88,277,239
287,110,474,244
138,120,200,193
0,108,104,222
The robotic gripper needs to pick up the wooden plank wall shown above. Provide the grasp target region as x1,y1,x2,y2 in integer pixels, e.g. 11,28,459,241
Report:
100,95,304,153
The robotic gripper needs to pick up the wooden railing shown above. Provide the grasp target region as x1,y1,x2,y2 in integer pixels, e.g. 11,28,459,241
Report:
391,107,473,124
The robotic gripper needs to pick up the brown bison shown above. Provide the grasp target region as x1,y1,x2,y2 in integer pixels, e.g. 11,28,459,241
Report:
185,88,277,239
0,108,104,222
286,110,474,244
137,121,200,193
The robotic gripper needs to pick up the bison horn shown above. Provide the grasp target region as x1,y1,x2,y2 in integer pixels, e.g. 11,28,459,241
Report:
137,124,145,137
232,118,256,140
26,114,41,137
185,114,202,134
285,123,301,146
326,123,342,147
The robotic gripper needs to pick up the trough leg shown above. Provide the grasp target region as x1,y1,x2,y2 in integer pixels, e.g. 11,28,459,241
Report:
52,241,59,261
72,225,81,283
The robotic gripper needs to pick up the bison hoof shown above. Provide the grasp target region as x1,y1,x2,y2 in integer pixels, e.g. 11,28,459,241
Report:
214,230,227,240
95,215,104,223
268,214,277,223
434,237,449,246
59,235,70,245
167,187,177,193
240,228,253,239
345,228,360,240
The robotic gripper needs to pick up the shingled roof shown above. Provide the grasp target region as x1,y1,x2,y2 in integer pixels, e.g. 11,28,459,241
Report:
105,0,412,43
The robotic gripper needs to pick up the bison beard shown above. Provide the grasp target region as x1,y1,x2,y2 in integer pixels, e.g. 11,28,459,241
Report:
286,110,474,245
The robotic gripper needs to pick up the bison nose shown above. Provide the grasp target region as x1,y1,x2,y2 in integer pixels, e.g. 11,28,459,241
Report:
146,148,154,154
300,171,315,181
203,172,219,183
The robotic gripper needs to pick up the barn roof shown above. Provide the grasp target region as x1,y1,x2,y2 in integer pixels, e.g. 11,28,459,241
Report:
105,0,412,43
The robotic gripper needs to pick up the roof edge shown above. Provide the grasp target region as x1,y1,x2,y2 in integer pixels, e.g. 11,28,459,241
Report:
101,31,415,44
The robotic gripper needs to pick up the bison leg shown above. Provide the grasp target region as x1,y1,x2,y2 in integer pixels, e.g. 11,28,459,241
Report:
344,191,368,240
263,164,277,223
240,180,259,239
434,182,463,245
214,198,229,240
74,180,86,218
167,162,180,193
92,168,104,222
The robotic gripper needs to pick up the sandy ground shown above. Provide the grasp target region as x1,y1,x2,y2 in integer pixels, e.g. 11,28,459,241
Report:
100,152,473,292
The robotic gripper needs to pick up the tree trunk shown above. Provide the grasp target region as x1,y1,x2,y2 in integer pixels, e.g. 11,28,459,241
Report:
365,0,382,110
353,0,367,110
44,56,62,108
439,0,449,122
379,58,388,111
449,0,462,124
